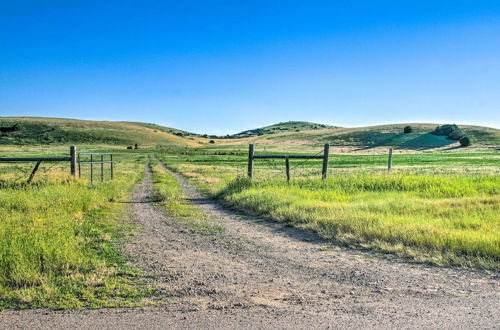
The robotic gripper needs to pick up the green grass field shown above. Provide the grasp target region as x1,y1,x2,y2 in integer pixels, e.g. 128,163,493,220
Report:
0,147,150,310
0,117,499,309
157,146,500,269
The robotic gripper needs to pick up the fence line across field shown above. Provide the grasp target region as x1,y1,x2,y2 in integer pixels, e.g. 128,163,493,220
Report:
247,144,330,182
0,146,77,183
0,146,117,184
245,145,397,182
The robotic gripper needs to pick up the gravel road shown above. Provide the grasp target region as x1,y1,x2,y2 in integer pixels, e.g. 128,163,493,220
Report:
1,160,498,329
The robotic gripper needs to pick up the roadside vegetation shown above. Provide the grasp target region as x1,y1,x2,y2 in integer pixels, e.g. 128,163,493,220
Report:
0,150,150,310
218,175,499,269
149,156,223,235
157,147,500,269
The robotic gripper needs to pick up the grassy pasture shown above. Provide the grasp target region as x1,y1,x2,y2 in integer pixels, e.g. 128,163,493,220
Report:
157,146,500,269
0,146,150,309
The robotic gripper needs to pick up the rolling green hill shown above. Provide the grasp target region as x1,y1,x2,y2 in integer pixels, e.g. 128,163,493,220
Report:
124,121,198,137
0,117,197,147
1,117,498,150
230,121,337,138
229,123,500,150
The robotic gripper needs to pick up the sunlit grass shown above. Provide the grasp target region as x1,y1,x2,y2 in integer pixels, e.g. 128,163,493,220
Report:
157,150,500,269
150,157,223,235
0,151,150,309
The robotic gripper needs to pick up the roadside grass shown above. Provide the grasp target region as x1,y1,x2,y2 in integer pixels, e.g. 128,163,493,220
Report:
156,149,500,269
149,156,224,235
217,175,499,269
0,150,151,310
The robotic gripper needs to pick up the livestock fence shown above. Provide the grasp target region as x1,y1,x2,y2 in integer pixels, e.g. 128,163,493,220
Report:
0,146,114,184
0,146,77,183
247,145,397,182
247,143,330,182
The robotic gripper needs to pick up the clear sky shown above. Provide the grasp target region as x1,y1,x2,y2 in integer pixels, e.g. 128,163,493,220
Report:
1,1,499,134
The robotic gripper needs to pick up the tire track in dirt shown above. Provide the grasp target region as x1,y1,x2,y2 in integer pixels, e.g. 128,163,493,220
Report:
1,159,498,329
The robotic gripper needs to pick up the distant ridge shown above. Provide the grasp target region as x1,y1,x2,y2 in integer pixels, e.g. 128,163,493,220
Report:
1,117,498,149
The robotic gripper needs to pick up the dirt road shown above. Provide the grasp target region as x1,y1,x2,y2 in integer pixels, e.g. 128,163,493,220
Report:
1,161,498,329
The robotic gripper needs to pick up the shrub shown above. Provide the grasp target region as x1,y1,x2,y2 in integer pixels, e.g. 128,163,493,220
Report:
432,124,459,136
432,124,466,141
403,126,412,134
209,140,215,144
459,136,472,147
448,129,465,140
126,146,133,149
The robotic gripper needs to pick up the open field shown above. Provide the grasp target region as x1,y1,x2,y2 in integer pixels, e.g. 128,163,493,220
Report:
3,152,497,328
0,147,150,309
157,146,500,269
0,118,499,311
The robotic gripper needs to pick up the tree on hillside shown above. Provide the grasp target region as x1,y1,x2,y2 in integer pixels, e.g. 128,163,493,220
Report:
459,136,472,147
403,126,412,134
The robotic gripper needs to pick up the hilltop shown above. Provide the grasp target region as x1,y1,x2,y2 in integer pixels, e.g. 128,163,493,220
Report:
229,121,337,138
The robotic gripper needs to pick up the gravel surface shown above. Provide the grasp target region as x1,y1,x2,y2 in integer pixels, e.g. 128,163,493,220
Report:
1,160,498,329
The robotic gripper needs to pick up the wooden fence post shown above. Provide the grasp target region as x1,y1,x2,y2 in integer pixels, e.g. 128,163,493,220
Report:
90,154,93,184
110,154,114,180
285,156,290,182
322,144,330,181
388,148,393,171
70,146,76,177
247,144,254,179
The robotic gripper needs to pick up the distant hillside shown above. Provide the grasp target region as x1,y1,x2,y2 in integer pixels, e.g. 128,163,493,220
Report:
124,122,198,137
215,123,500,150
230,121,337,138
1,117,498,150
0,117,197,146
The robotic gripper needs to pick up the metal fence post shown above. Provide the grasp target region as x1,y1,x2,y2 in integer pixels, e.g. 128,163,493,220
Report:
388,148,393,171
100,154,104,182
78,153,81,178
90,154,93,184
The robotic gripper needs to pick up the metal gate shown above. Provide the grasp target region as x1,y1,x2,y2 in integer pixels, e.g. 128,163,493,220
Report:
78,153,113,183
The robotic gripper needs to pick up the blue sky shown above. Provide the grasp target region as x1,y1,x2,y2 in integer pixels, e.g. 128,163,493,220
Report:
1,1,499,134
